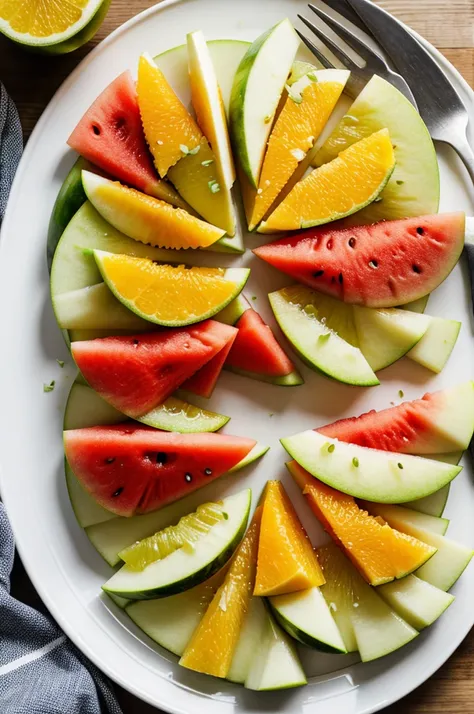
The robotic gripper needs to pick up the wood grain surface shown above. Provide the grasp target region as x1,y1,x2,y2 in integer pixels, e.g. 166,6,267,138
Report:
2,1,474,712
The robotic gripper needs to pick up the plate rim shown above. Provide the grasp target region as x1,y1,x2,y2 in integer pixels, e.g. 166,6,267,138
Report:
0,2,473,713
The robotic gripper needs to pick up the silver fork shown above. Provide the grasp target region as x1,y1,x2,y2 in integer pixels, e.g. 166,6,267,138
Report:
295,2,416,104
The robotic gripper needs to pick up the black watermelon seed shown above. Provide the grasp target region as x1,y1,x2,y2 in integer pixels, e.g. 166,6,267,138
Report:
338,273,343,284
348,237,356,248
92,124,101,135
313,270,324,278
133,339,140,346
156,452,167,465
204,468,212,476
185,473,193,483
105,457,115,464
416,227,424,235
412,264,422,274
112,487,124,498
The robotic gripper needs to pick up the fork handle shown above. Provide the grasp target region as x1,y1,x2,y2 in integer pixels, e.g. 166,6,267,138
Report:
441,134,474,186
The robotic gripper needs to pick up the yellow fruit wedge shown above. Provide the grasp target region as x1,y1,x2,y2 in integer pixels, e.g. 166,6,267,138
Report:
167,139,236,236
187,30,236,191
254,481,325,597
137,53,202,177
258,128,395,233
180,507,262,678
0,0,109,53
82,171,225,249
93,250,250,327
248,69,349,230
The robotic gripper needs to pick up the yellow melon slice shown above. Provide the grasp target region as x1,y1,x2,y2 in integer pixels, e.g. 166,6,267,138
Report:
248,69,349,230
254,480,325,597
258,128,395,233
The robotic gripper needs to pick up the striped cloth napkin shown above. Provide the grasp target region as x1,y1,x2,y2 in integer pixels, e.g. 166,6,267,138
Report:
0,83,122,714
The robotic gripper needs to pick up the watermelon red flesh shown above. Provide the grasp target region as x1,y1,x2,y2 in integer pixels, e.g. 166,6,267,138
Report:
225,308,297,377
67,71,163,199
317,387,464,454
71,321,236,418
182,327,237,398
64,425,256,516
253,213,465,308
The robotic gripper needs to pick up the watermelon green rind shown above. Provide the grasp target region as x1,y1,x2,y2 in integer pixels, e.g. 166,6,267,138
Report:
102,489,251,599
225,365,304,386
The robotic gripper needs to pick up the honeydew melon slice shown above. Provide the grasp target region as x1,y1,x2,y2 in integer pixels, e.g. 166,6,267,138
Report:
361,501,449,536
401,295,430,314
406,317,461,373
378,575,454,630
244,609,307,691
280,430,461,503
365,504,474,591
406,484,451,518
314,74,440,224
229,19,300,187
269,586,347,654
102,489,251,599
227,597,268,684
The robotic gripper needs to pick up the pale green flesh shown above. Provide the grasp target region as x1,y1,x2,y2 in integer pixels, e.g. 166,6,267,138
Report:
401,295,430,314
126,571,224,656
244,609,307,691
215,294,250,325
106,593,130,609
269,587,347,654
406,317,461,373
280,430,461,503
102,490,251,599
366,504,474,591
229,19,300,187
314,74,440,224
94,249,250,327
378,575,454,630
227,597,267,683
360,500,449,536
406,484,451,517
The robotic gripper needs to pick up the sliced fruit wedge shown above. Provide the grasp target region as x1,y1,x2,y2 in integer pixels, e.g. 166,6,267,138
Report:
225,304,303,386
406,484,451,518
378,575,454,630
67,72,186,206
102,489,250,599
247,68,349,230
365,504,474,592
244,609,307,691
179,506,261,677
126,569,226,655
93,250,250,327
187,30,235,191
317,382,474,454
227,597,268,683
289,462,436,586
269,586,347,654
314,74,439,224
181,328,237,399
406,316,461,373
259,129,395,233
229,18,300,187
269,286,379,387
82,171,225,249
254,480,325,597
280,430,461,503
71,322,237,417
317,543,418,661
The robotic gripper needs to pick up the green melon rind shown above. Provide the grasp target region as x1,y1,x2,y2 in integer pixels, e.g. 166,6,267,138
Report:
225,365,304,386
93,249,250,327
313,75,440,224
280,430,461,503
102,490,251,599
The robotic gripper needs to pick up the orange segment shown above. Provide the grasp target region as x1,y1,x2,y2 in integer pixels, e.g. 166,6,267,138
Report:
259,129,395,233
180,507,262,678
137,54,202,177
254,480,325,597
290,461,436,586
249,72,348,230
0,0,89,36
95,251,249,327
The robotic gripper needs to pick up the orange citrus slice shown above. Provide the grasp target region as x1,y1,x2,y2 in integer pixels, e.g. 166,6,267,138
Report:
93,250,250,327
254,480,325,597
258,128,396,233
180,507,262,678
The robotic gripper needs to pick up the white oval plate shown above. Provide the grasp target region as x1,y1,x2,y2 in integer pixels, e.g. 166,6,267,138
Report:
1,1,473,713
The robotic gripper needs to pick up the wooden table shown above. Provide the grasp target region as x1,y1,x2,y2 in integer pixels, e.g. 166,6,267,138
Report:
1,1,474,712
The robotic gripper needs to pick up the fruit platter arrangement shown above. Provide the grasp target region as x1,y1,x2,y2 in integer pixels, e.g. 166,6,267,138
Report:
47,17,474,692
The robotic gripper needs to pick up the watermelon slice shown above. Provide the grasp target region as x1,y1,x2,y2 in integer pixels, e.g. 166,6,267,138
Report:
64,425,256,516
254,213,465,307
225,308,303,386
67,71,184,207
182,328,238,398
71,321,236,418
317,382,474,454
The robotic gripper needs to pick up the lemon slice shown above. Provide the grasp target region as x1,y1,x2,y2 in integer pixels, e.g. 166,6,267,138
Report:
0,0,110,53
93,249,250,327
